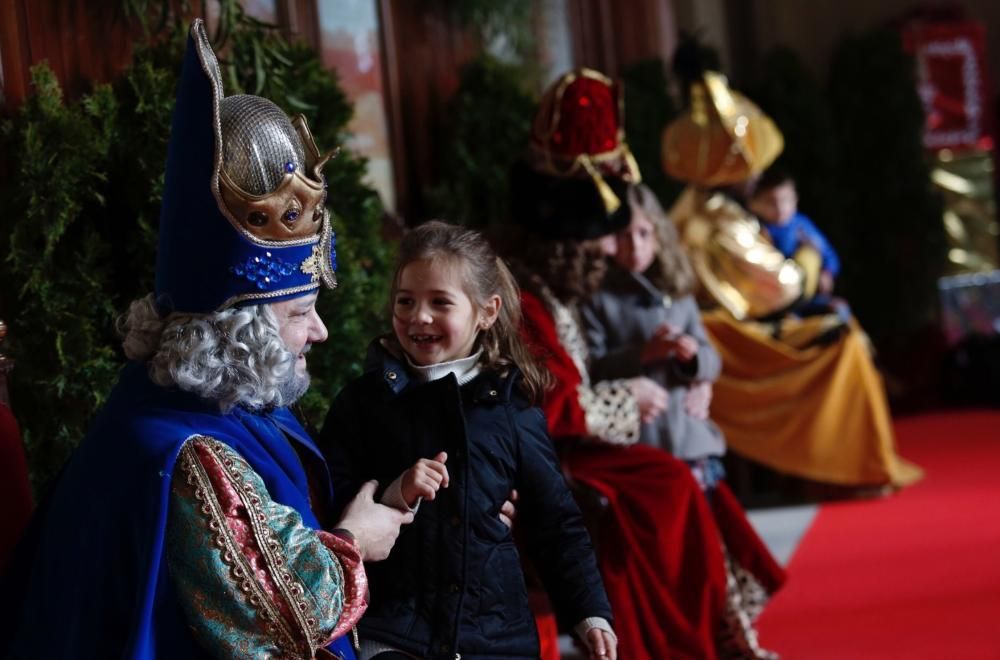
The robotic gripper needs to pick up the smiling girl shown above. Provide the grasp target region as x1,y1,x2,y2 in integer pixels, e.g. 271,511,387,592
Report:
320,221,615,660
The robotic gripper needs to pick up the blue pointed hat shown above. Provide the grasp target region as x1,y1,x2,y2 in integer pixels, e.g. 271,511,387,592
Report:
155,19,338,314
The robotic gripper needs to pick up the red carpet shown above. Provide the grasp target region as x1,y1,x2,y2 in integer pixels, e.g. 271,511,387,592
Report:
757,411,1000,659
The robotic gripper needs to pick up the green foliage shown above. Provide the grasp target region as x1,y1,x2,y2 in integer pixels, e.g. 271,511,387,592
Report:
621,58,682,208
427,54,535,229
0,7,389,490
0,66,124,488
828,30,946,348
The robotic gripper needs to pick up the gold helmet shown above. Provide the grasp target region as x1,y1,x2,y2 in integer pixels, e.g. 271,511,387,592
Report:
662,71,784,186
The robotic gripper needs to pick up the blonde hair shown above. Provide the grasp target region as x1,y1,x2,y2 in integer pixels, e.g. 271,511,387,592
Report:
628,183,696,298
391,221,551,404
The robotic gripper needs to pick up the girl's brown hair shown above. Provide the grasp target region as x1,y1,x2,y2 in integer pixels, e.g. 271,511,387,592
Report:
628,183,696,298
391,221,551,404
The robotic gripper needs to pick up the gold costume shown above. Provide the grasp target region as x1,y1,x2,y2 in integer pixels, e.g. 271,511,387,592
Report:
670,187,804,320
662,71,922,488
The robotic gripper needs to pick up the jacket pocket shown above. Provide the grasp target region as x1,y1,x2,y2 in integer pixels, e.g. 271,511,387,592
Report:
475,543,532,638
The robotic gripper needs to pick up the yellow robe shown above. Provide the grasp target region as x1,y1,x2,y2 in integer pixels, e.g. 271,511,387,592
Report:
703,312,922,486
671,187,923,487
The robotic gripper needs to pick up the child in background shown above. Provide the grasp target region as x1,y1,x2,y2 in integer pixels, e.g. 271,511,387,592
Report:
583,183,727,487
321,221,616,660
749,167,841,298
583,183,784,659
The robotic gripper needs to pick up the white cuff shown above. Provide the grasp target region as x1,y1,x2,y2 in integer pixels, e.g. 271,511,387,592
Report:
575,616,616,647
381,475,421,514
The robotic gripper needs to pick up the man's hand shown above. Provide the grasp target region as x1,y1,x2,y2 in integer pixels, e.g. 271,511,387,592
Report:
628,376,669,423
400,452,449,507
337,481,414,561
499,489,519,528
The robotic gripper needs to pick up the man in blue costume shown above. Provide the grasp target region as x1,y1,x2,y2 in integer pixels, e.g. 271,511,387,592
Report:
3,20,413,659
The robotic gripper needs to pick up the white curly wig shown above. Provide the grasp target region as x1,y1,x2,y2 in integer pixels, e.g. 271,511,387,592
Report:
119,294,308,411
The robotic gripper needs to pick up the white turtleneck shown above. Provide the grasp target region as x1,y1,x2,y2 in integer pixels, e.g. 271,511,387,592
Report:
403,349,482,385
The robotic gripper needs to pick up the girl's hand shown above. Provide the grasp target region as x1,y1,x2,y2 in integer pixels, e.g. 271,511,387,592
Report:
585,628,618,660
640,322,679,364
641,323,697,364
400,452,449,507
628,376,669,423
498,489,518,528
673,333,699,363
685,381,713,420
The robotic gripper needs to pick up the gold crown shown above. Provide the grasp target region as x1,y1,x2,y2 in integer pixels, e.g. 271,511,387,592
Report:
218,115,336,242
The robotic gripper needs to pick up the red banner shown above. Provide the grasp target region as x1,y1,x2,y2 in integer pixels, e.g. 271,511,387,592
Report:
902,21,993,152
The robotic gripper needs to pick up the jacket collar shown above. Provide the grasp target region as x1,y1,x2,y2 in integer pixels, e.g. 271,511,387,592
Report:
363,337,519,403
603,261,672,308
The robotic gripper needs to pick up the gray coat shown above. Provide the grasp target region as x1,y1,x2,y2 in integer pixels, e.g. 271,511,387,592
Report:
582,264,726,460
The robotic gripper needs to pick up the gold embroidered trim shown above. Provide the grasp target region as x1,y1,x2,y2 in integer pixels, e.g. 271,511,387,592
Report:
299,215,339,289
178,437,299,653
219,282,320,310
201,437,326,649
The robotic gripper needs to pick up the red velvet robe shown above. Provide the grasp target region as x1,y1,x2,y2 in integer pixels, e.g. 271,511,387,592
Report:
521,289,725,659
521,289,785,659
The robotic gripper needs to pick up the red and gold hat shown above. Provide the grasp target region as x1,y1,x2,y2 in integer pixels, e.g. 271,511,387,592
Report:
528,68,641,214
511,69,641,241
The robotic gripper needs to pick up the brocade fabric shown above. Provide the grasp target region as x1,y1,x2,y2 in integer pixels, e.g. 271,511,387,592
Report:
168,436,366,658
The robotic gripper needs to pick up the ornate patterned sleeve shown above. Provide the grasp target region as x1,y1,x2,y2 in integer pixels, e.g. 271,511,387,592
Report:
578,380,640,445
166,435,367,659
521,291,639,445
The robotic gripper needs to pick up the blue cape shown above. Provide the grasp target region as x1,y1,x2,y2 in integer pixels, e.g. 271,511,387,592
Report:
4,362,355,659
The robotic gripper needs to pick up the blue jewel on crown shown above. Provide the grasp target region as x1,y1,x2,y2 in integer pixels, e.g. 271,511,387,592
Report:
284,161,296,173
232,251,297,290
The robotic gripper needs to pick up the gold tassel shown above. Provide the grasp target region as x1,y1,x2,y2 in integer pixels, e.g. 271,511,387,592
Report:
622,145,643,184
580,156,621,215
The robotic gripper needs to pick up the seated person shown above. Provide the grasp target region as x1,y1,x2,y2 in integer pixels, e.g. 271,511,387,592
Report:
583,182,785,654
749,168,850,324
749,167,839,296
661,61,922,490
508,67,786,660
584,182,726,468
